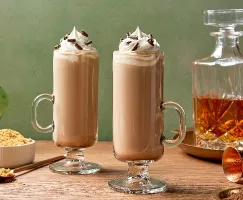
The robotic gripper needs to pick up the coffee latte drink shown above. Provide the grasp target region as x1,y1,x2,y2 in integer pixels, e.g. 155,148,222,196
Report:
113,27,164,161
53,27,99,148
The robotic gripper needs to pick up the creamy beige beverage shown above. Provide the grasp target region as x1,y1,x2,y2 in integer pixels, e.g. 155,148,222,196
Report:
113,27,164,161
53,27,99,148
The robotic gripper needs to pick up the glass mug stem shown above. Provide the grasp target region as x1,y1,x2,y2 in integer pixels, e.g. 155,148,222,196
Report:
127,161,150,182
31,93,54,133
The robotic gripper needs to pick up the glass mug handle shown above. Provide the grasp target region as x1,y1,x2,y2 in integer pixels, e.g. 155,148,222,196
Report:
31,93,54,133
160,101,186,146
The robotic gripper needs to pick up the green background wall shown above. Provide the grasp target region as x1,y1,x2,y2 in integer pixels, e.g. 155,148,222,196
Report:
0,0,242,140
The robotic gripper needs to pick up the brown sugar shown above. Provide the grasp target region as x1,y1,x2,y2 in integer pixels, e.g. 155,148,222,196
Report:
0,129,32,146
224,191,243,200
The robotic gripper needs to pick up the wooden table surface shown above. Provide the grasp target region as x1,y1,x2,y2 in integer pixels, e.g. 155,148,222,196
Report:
0,141,241,200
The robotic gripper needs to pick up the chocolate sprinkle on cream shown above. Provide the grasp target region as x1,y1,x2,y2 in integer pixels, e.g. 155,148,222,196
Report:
85,41,92,45
120,38,123,42
147,38,154,46
131,42,139,51
64,35,68,40
75,43,83,50
148,34,153,39
81,30,88,37
67,38,76,43
54,44,61,49
126,41,132,45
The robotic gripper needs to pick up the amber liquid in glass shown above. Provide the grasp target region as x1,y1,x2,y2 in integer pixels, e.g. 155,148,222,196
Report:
194,96,243,149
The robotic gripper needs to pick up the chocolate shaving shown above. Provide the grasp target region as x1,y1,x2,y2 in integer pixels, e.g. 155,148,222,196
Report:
81,30,88,37
147,38,154,46
131,42,139,51
85,41,92,45
67,38,76,43
129,36,138,40
126,41,132,45
75,43,83,50
148,34,153,39
54,44,61,49
126,32,131,37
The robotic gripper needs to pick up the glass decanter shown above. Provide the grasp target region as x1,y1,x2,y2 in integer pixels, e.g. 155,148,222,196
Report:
193,9,243,150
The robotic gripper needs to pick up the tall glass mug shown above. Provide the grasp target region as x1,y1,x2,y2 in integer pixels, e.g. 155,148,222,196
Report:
31,27,101,174
109,50,186,194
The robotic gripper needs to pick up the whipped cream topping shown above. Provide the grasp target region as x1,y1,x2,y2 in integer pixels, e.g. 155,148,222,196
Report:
119,27,160,52
55,27,95,52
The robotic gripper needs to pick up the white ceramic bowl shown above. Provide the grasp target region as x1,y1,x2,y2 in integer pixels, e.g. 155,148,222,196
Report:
0,140,35,168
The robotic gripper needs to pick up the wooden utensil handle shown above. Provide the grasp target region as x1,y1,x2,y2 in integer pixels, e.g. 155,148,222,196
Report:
14,155,66,173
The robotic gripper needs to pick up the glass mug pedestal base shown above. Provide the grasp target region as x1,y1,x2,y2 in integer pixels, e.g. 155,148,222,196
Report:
108,161,168,194
49,160,101,175
49,147,101,175
108,177,167,194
